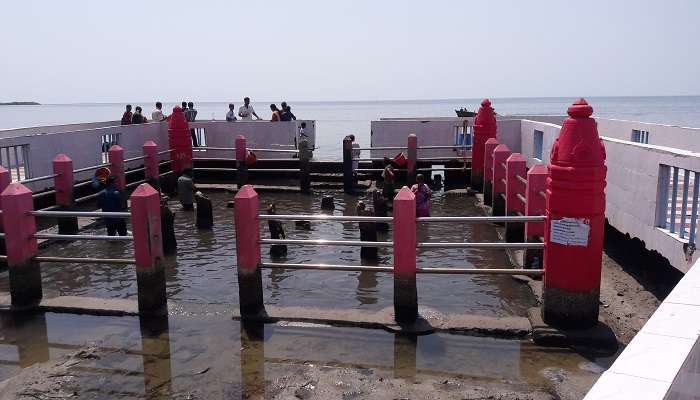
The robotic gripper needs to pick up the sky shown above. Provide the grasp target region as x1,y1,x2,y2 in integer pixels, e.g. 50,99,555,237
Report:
1,0,699,103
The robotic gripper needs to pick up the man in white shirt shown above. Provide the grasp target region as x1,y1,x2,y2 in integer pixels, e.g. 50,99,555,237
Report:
238,97,261,120
226,103,237,121
151,102,166,122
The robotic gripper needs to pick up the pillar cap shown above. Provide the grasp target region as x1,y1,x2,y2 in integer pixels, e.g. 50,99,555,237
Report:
143,140,157,147
1,182,32,196
493,144,511,153
528,164,548,175
0,166,8,174
52,153,72,162
235,184,258,200
131,182,159,197
506,153,526,162
485,138,499,145
109,144,124,152
394,186,415,201
567,98,593,118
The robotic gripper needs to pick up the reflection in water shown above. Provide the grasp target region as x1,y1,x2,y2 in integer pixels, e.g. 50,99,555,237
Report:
240,321,266,399
139,315,173,399
394,334,417,380
356,271,379,305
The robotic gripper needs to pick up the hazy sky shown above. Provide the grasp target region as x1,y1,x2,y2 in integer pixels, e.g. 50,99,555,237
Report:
1,0,699,103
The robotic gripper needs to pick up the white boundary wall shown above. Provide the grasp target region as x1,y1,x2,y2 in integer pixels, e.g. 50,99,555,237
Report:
370,118,472,159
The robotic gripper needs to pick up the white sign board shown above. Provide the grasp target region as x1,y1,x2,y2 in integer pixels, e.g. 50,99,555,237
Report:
550,218,590,246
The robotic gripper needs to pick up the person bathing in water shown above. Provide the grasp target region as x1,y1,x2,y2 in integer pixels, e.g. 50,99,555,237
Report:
411,174,432,217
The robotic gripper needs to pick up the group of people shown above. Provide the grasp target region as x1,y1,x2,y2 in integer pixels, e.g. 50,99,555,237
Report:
380,160,432,217
226,98,297,122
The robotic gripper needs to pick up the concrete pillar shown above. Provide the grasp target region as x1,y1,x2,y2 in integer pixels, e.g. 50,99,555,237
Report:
131,183,167,315
298,139,311,193
542,99,607,328
524,164,547,269
108,145,125,191
407,134,418,187
167,106,193,174
393,186,417,323
234,185,265,318
483,138,499,207
357,205,378,260
1,183,41,307
0,167,9,268
52,154,79,235
236,135,249,189
471,99,498,191
505,153,527,243
195,192,213,229
491,144,511,217
143,140,160,189
342,137,353,194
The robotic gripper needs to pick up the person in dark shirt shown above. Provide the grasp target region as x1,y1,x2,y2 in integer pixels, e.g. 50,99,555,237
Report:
185,101,198,146
267,203,287,257
121,104,133,125
131,106,147,124
181,101,187,111
280,102,297,121
97,175,127,236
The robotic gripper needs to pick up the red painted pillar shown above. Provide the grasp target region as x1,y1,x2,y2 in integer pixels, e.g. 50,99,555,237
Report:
505,153,527,242
525,164,547,269
234,184,264,318
168,107,193,174
52,154,79,234
130,183,167,315
108,145,125,191
0,167,12,267
407,134,418,187
471,99,498,191
393,186,417,323
143,140,159,187
483,138,499,206
1,183,41,306
542,99,607,328
236,135,248,188
491,144,512,217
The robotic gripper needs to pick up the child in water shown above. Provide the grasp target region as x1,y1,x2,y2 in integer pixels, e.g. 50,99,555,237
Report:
411,174,432,217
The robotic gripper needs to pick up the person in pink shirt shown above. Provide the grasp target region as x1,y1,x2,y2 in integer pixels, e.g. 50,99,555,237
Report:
411,174,432,217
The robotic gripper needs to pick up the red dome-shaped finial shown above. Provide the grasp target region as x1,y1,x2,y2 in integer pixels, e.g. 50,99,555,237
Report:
481,98,491,107
567,98,593,118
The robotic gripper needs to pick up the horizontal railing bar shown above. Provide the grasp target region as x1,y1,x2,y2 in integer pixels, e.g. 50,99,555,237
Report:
500,177,507,185
416,167,471,171
157,149,174,155
123,155,146,162
261,238,393,247
125,179,147,188
516,175,528,185
259,214,393,222
416,215,544,222
248,148,299,153
417,242,544,249
353,158,386,162
261,262,393,272
516,193,527,204
20,174,58,184
416,145,473,150
73,163,111,174
416,267,543,276
501,162,507,170
499,192,506,200
160,170,175,176
32,190,56,199
159,160,172,165
29,210,131,218
124,167,145,175
35,256,136,264
197,146,236,151
357,146,405,150
193,157,237,162
355,168,387,172
193,167,236,172
539,190,546,199
33,233,133,241
73,180,94,189
75,193,99,204
248,169,299,172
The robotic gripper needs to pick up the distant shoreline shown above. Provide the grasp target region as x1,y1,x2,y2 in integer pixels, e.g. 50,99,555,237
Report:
0,101,40,106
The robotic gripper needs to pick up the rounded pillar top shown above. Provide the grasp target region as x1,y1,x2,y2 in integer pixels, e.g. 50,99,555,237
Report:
552,98,605,167
493,144,511,153
131,182,159,197
52,153,72,162
108,144,124,152
143,140,157,147
567,98,593,119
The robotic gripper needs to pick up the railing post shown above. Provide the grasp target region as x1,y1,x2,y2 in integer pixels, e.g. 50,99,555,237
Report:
235,135,249,188
525,164,547,269
505,153,526,242
298,139,311,193
483,138,499,207
393,186,417,323
491,144,511,217
471,99,498,192
235,185,265,318
0,167,12,268
1,183,41,307
167,106,193,174
131,183,167,315
407,134,418,187
542,99,606,328
108,144,125,191
342,136,353,194
143,140,160,189
52,154,79,235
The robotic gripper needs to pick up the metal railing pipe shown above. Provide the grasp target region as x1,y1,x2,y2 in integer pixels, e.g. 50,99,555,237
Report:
123,155,146,162
260,262,393,272
248,168,299,172
192,167,236,172
30,210,131,218
258,214,393,222
416,145,473,150
124,167,146,176
33,233,134,241
34,256,136,265
516,193,527,204
539,190,546,199
261,238,393,247
416,242,544,249
157,149,174,155
159,160,173,165
417,156,471,161
74,193,99,204
516,175,528,185
125,179,147,188
32,190,57,199
196,146,236,151
356,146,405,151
248,148,299,153
416,215,545,223
19,174,59,184
73,163,111,174
416,267,543,276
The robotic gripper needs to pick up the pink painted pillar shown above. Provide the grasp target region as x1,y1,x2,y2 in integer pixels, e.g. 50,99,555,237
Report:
1,183,41,306
407,134,418,186
143,140,159,187
130,183,166,315
0,167,11,266
234,184,264,318
235,135,248,188
491,144,512,217
483,138,499,207
108,145,125,190
52,154,79,234
505,153,527,243
525,164,548,269
393,186,417,323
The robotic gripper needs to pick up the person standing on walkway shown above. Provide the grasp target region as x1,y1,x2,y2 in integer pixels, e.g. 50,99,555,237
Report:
121,104,133,125
185,102,198,146
280,102,297,121
270,104,281,121
181,101,187,111
131,106,147,124
349,134,361,170
226,103,237,121
382,159,396,199
151,102,166,122
97,175,128,236
411,174,432,217
177,168,197,211
238,97,261,120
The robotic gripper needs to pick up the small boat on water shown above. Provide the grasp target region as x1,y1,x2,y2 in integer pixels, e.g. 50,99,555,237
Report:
455,108,475,117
